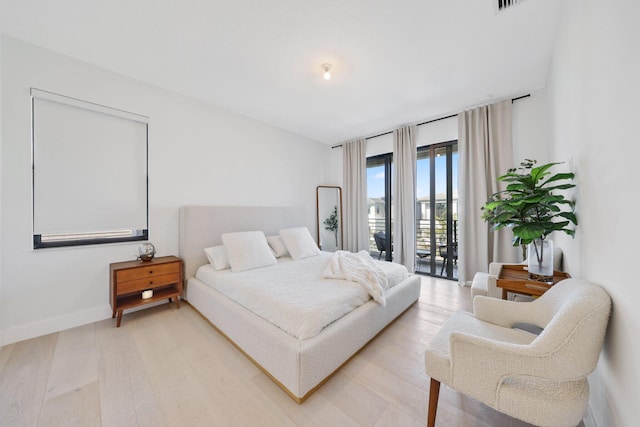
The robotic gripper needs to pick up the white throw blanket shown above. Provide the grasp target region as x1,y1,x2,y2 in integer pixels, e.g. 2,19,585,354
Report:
324,250,389,305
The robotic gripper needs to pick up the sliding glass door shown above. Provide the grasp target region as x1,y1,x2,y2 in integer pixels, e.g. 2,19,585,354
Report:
366,142,457,278
367,154,392,261
416,141,459,279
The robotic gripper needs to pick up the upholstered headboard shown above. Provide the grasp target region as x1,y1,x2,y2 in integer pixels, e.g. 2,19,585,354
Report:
179,206,306,280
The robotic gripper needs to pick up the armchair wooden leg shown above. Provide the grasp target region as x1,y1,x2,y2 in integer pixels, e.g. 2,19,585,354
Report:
428,378,440,427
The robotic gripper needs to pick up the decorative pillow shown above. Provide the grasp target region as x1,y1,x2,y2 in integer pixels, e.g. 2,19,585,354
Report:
267,235,289,258
221,231,277,272
204,245,230,271
279,227,321,260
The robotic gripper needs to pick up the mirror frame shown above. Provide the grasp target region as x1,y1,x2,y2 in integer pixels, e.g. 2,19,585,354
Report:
316,186,343,251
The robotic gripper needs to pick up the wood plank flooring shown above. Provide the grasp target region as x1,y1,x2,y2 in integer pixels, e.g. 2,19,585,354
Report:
0,277,544,426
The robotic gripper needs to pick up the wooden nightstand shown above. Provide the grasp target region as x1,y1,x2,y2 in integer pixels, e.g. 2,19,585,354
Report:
109,255,183,327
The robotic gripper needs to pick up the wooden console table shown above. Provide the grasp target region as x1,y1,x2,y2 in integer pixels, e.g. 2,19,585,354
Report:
496,264,570,300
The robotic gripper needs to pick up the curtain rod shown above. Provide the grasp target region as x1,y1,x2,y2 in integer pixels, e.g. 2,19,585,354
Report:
331,93,531,149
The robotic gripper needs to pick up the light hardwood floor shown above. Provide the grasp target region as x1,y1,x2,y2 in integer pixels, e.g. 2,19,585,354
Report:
0,277,544,427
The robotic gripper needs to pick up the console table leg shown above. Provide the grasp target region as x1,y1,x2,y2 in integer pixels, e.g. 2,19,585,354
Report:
116,310,123,327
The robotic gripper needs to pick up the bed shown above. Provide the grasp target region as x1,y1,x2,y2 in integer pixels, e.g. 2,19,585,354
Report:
179,206,421,402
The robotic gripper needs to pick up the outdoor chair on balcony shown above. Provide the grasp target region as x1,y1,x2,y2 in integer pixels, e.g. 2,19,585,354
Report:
374,231,387,260
439,242,458,275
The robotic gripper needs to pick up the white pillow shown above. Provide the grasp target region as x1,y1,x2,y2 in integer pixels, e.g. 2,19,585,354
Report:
221,231,277,272
279,227,321,260
267,235,289,258
204,245,230,271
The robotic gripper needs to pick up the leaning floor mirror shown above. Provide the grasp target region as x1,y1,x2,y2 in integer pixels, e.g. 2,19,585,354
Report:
316,186,343,252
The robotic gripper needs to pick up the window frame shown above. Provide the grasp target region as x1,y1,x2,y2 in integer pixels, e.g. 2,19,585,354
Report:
416,139,458,278
367,153,393,261
31,88,149,249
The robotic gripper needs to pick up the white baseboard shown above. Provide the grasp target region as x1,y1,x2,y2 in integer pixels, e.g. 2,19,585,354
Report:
0,300,173,346
0,305,112,346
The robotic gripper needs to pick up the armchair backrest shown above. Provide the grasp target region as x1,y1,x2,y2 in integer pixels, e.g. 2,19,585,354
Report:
528,278,611,380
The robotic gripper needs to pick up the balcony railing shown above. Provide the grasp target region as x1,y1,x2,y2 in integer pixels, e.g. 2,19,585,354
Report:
369,218,458,278
368,218,458,254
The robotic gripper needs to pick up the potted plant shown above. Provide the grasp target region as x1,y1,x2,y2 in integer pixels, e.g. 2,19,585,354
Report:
481,159,577,281
324,206,339,247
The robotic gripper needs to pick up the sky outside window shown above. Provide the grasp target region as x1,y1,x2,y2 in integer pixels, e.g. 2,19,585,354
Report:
367,153,458,198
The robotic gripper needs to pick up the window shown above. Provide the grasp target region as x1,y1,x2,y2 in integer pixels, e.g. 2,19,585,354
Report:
31,89,149,248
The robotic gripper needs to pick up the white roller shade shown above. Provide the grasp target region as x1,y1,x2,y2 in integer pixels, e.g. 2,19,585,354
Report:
31,89,148,245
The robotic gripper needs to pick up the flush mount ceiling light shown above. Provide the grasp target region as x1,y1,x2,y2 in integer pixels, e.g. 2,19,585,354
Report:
322,63,332,80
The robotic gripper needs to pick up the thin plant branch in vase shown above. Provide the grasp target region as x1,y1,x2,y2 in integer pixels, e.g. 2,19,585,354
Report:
324,206,339,247
481,159,578,280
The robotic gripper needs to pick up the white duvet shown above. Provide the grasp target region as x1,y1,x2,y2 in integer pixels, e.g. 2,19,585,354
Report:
195,251,408,340
323,250,388,305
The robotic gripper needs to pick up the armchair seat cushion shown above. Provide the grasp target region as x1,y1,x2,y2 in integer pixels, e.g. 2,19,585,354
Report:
425,311,536,384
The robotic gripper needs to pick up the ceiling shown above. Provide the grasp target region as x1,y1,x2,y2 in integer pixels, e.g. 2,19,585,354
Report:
0,0,562,145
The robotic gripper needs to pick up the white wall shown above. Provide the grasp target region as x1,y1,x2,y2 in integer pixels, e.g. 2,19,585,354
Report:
512,90,549,165
0,36,330,345
546,1,640,426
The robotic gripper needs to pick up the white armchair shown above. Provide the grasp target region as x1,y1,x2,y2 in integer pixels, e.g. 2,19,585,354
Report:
471,248,563,299
425,278,611,427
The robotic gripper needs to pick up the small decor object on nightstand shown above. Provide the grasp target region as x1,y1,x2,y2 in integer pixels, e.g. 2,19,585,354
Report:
138,243,156,261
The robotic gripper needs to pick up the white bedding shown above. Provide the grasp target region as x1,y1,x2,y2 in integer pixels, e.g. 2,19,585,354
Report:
195,251,408,340
324,250,388,305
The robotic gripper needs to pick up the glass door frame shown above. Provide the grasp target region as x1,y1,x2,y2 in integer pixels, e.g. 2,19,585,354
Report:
367,153,392,261
417,139,458,278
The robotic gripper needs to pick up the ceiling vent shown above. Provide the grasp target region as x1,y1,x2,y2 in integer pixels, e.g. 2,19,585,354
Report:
497,0,526,12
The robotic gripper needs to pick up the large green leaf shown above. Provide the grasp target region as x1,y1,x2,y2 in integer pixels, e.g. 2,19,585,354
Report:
540,183,576,191
531,162,560,184
541,172,575,186
492,211,518,223
558,211,578,225
506,183,528,192
512,224,546,239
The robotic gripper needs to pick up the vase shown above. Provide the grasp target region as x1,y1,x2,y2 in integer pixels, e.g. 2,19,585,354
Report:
138,242,156,262
527,239,554,282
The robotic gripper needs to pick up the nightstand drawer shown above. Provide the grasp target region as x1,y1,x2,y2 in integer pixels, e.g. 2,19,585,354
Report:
117,262,180,282
117,272,181,295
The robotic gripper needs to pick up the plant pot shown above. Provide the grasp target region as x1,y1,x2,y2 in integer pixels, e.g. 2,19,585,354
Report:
528,239,554,282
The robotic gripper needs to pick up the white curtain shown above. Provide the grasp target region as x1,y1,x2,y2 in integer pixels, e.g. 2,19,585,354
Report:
393,125,417,273
342,138,369,252
458,100,516,286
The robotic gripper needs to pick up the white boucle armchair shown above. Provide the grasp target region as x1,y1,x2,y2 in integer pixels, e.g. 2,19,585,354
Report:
425,278,611,427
